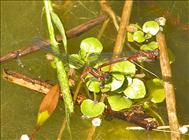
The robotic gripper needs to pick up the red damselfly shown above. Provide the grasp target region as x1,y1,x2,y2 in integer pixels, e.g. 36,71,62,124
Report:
80,49,160,85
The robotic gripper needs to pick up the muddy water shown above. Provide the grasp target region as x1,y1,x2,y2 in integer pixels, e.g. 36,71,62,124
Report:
1,1,189,140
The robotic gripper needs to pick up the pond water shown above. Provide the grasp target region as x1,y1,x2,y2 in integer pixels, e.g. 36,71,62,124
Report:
1,1,189,140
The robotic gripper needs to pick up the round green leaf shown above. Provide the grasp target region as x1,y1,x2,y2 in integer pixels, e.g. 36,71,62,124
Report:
105,73,125,91
124,78,146,99
110,73,125,91
80,99,105,118
102,61,136,77
86,79,101,93
112,61,136,76
142,21,160,36
107,95,132,111
140,41,159,51
146,78,165,103
133,31,145,43
80,37,103,62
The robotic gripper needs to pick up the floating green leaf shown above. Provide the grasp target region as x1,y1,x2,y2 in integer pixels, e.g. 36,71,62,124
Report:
146,78,165,103
140,41,159,51
80,99,105,118
104,73,125,91
124,78,146,99
101,61,136,77
86,77,101,93
127,32,134,42
133,31,145,43
80,37,103,62
142,21,160,36
107,95,132,111
110,73,125,91
101,84,111,93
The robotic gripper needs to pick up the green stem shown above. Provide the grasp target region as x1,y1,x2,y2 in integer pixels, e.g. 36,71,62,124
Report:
73,80,83,103
148,108,165,126
44,0,59,55
93,92,97,101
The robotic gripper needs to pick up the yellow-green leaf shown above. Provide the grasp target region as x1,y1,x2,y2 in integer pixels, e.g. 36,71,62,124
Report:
37,111,50,126
37,84,60,126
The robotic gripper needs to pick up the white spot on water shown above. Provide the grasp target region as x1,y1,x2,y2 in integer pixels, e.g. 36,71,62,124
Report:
20,134,30,140
92,118,101,127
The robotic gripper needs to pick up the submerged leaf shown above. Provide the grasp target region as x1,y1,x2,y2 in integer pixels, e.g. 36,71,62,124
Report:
124,78,146,99
146,78,165,103
80,99,105,118
37,84,60,126
107,95,132,111
168,48,175,64
80,37,103,62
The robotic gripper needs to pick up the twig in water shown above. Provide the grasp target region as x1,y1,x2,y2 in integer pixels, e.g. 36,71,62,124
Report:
126,125,189,136
156,32,180,140
112,0,133,58
2,69,159,130
97,18,110,40
0,15,107,63
99,0,119,31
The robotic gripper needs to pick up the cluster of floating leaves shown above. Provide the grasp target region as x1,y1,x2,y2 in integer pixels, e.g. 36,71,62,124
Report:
67,31,166,118
127,21,161,51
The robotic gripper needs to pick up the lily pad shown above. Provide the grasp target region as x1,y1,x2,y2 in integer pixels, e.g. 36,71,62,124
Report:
80,37,103,62
124,78,146,99
146,78,165,103
80,99,105,118
142,21,160,36
107,95,132,111
133,31,145,43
